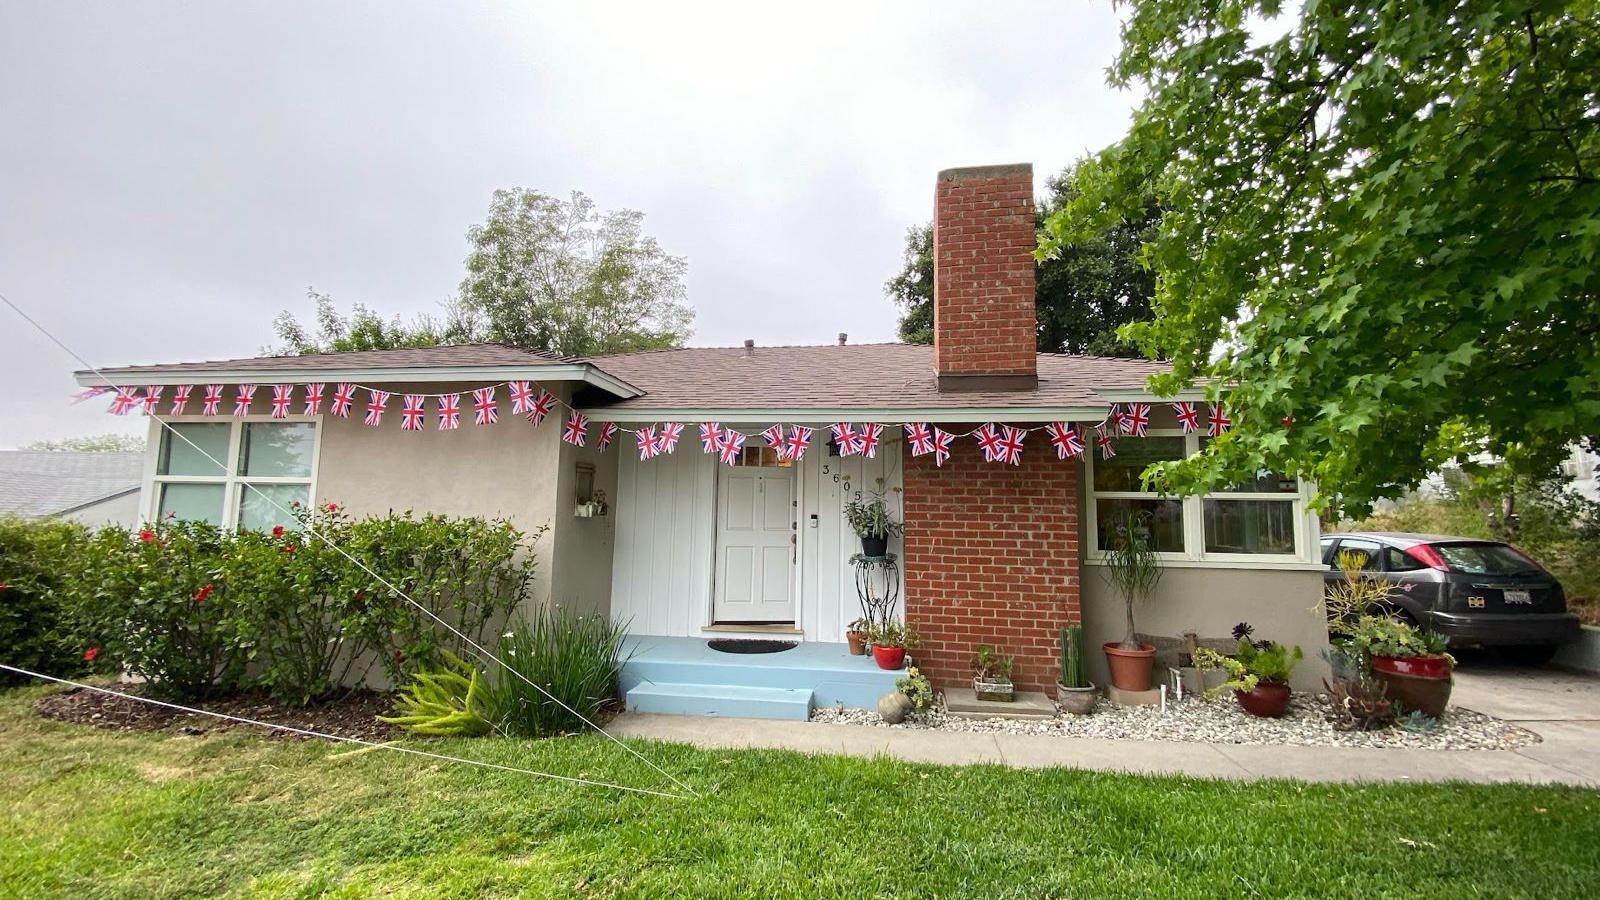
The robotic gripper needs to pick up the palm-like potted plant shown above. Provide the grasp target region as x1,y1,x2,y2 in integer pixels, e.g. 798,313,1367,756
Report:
971,644,1015,702
1101,509,1164,691
843,492,902,558
1056,624,1097,714
1192,623,1303,717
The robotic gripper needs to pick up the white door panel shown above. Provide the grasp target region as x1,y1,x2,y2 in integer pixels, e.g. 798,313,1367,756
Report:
714,462,795,623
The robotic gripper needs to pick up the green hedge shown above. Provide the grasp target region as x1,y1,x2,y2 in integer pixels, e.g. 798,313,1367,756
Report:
0,517,96,684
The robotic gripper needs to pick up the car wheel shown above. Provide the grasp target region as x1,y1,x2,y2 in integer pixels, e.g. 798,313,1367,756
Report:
1501,645,1558,666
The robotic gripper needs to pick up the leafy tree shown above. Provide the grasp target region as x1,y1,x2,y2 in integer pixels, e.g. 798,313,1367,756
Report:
458,189,694,356
1045,0,1600,514
24,433,146,452
270,289,481,356
888,165,1158,356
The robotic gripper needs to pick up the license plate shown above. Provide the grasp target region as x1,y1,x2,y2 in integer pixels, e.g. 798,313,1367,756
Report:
1504,590,1532,604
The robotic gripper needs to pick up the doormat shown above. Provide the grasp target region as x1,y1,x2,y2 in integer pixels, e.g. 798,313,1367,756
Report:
707,639,798,655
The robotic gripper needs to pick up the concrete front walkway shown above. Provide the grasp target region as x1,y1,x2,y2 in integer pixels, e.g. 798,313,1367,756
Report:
609,664,1600,787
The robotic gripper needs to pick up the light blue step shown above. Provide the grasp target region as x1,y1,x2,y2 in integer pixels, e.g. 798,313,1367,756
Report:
619,636,903,711
625,681,815,720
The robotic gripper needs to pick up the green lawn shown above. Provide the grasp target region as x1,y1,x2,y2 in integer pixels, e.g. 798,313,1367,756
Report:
1,686,1597,898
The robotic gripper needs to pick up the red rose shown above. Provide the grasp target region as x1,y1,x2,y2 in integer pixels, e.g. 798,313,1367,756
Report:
195,583,214,603
283,544,297,555
83,647,99,662
272,525,285,538
138,529,155,543
326,503,338,512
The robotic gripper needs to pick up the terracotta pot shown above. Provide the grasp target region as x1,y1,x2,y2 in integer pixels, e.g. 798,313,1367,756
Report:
1056,682,1098,715
1373,668,1453,718
871,645,906,670
1103,642,1157,691
845,631,867,656
1234,680,1292,718
1371,654,1453,680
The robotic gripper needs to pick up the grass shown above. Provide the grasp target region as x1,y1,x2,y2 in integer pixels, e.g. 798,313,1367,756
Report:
2,685,1598,898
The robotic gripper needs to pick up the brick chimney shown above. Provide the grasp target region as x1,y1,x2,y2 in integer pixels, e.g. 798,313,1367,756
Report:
933,163,1037,392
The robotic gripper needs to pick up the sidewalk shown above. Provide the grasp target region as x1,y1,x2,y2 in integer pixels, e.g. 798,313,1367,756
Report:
609,665,1600,787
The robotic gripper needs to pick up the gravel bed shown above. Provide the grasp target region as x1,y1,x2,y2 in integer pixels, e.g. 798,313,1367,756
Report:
811,694,1539,751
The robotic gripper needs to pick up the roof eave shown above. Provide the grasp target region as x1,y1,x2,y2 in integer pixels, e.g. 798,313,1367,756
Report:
74,363,645,399
573,404,1117,424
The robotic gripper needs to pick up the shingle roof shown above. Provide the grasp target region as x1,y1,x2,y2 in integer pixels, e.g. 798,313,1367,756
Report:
0,451,143,518
579,343,1168,415
85,343,578,376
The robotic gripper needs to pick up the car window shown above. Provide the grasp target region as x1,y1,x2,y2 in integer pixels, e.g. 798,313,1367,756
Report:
1319,537,1338,565
1332,538,1382,572
1385,547,1425,572
1433,542,1543,576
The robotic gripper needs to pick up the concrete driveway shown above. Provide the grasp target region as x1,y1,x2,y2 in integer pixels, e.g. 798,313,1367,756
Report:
1451,657,1600,784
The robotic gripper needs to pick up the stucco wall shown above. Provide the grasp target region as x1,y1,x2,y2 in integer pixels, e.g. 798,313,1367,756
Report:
58,490,141,528
549,432,619,618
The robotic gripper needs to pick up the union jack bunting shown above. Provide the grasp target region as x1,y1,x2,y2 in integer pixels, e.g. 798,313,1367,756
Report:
760,424,786,454
302,383,325,416
1045,422,1084,459
1095,423,1117,459
782,425,813,461
437,393,461,431
169,385,192,416
653,422,684,455
1208,403,1232,436
1172,401,1200,433
995,425,1026,466
140,386,164,415
364,390,390,427
562,411,589,447
830,423,864,456
330,383,356,418
636,426,658,461
471,386,497,425
400,394,426,431
507,381,534,415
525,389,556,426
715,428,747,466
699,422,722,453
974,423,1005,463
233,384,257,416
858,423,884,459
1124,402,1151,437
201,384,223,416
904,422,935,457
596,422,618,451
1113,404,1135,436
931,427,955,467
109,387,139,416
270,384,293,419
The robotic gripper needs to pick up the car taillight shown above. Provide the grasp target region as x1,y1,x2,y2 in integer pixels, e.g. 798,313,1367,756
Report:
1405,544,1449,571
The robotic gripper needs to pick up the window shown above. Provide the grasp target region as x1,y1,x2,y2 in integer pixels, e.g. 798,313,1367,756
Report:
1384,546,1425,572
150,418,318,531
1085,428,1314,564
733,445,792,468
1331,538,1381,571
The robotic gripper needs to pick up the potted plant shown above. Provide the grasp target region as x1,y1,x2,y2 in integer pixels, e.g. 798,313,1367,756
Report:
867,621,920,670
843,492,902,558
845,618,868,656
970,644,1015,702
1342,615,1454,717
1056,624,1097,715
1101,510,1164,691
1192,623,1303,718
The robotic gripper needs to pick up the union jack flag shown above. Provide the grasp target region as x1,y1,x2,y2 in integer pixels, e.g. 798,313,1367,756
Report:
1045,422,1084,459
525,389,556,426
716,428,747,465
140,386,164,415
400,394,426,431
830,423,864,456
596,422,617,451
1124,402,1151,437
471,387,497,425
170,385,192,416
904,423,935,457
201,384,223,416
1172,401,1200,433
330,383,356,418
653,422,683,455
302,383,325,416
931,427,954,467
782,425,813,461
699,422,722,453
562,411,589,447
858,423,884,459
364,389,390,427
108,387,139,416
233,384,257,416
995,425,1026,466
508,381,535,415
437,393,461,430
974,423,1006,463
636,426,658,461
270,384,293,419
760,425,786,455
1112,404,1134,436
1208,403,1232,436
1095,422,1117,459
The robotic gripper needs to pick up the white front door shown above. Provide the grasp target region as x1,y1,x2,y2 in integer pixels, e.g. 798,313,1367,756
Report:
713,446,796,623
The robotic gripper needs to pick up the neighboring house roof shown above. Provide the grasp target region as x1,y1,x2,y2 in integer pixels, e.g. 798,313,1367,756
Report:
0,451,143,519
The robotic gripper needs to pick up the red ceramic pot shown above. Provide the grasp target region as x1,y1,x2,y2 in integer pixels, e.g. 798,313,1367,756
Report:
871,645,906,670
1234,680,1292,718
1372,654,1453,679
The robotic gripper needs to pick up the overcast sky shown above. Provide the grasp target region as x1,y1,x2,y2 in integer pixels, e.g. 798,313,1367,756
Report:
1,1,1137,447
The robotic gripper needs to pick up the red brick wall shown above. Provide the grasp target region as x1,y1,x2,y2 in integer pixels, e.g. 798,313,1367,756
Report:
902,429,1081,692
932,164,1038,378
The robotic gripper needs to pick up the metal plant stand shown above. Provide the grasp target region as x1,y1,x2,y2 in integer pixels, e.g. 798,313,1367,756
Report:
849,553,900,629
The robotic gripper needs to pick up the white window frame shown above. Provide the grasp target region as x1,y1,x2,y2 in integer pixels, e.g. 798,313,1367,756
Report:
1084,428,1322,569
142,414,322,529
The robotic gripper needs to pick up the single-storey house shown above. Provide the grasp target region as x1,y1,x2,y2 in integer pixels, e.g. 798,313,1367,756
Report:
77,163,1330,717
0,450,143,527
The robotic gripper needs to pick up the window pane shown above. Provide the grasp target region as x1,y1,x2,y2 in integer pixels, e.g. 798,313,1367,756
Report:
157,482,225,525
236,483,310,532
1332,538,1382,571
1092,437,1185,492
1095,498,1184,553
1434,542,1543,576
240,423,315,477
1203,499,1296,554
158,423,230,476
